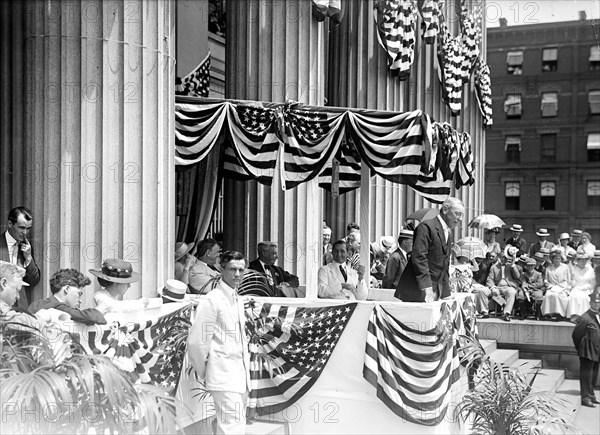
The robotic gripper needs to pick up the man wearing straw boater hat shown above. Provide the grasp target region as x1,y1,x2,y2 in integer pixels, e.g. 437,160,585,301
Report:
383,229,413,289
528,228,555,257
174,241,195,284
572,287,600,408
504,224,527,256
569,229,584,250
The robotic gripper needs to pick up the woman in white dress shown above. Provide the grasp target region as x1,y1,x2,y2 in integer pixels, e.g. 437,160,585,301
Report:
576,232,596,260
566,253,596,320
541,249,572,319
484,229,502,257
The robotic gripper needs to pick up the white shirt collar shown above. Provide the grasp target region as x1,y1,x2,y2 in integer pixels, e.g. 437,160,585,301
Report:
219,279,238,302
5,231,17,248
437,215,449,238
54,294,65,304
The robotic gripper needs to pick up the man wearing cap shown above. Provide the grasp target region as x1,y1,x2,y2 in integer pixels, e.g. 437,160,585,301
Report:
0,207,40,308
174,242,195,284
29,268,107,325
189,238,222,294
529,228,555,257
572,288,600,408
248,241,299,290
188,250,250,433
504,224,527,256
395,197,464,303
383,230,413,289
569,230,583,250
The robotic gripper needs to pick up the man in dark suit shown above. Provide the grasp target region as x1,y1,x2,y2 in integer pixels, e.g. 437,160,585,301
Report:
0,207,40,308
504,224,527,256
528,228,555,257
395,197,464,303
572,288,600,408
248,241,300,290
383,229,413,289
29,268,106,325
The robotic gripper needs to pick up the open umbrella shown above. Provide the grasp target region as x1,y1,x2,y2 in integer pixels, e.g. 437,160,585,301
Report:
455,236,486,260
468,214,506,231
406,208,439,222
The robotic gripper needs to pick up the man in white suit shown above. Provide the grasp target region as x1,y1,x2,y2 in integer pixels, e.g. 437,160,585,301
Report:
318,240,367,300
187,250,250,434
188,238,222,294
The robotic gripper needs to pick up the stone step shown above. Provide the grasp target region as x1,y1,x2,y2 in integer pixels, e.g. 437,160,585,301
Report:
530,368,565,393
489,348,519,366
511,358,542,374
479,338,496,354
246,419,289,435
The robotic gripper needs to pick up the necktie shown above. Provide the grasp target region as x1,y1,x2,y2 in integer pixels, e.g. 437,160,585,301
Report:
12,243,20,266
208,264,219,272
339,265,347,282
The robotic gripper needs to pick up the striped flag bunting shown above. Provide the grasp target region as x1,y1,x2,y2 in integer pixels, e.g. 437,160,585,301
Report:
176,53,211,98
417,0,443,44
374,0,417,80
244,300,357,415
74,304,193,393
473,59,493,126
363,297,477,426
312,0,343,24
174,100,475,204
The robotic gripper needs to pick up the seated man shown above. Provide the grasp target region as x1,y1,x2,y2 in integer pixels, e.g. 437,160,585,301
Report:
188,238,222,294
29,268,107,325
472,252,496,317
478,251,519,321
318,240,367,300
516,258,545,320
248,241,300,292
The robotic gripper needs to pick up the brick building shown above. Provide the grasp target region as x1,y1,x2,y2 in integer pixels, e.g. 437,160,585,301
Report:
485,16,600,246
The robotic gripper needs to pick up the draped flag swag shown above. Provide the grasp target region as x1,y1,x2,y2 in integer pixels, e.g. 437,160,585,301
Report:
244,300,358,415
363,296,477,426
175,99,476,204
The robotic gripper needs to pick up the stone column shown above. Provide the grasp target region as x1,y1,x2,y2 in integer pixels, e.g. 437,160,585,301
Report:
225,0,325,297
23,0,175,302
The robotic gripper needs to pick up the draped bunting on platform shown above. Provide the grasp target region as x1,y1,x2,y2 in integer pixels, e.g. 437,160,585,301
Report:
175,100,475,204
474,58,493,126
363,295,477,426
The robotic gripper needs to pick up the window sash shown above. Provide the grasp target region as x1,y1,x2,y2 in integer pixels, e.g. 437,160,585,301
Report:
507,51,523,65
588,133,600,150
588,90,600,103
505,182,520,197
504,94,522,115
588,181,600,196
542,48,557,61
590,46,600,62
505,136,521,150
540,181,556,197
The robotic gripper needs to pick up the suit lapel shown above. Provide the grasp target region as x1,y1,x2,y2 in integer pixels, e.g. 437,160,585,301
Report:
435,220,447,254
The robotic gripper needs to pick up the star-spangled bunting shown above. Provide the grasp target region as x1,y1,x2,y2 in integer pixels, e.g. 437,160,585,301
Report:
244,300,357,415
176,53,211,97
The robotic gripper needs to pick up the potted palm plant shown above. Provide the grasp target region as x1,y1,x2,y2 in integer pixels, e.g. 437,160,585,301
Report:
0,315,188,434
454,335,581,435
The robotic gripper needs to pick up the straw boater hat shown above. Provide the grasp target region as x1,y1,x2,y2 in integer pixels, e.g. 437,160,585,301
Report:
397,229,414,240
594,250,600,260
536,228,550,237
571,229,583,237
89,258,141,284
175,242,195,261
590,287,600,303
575,253,589,261
559,233,570,241
509,224,523,232
503,245,518,260
379,236,396,253
526,258,537,266
161,279,187,303
534,252,545,261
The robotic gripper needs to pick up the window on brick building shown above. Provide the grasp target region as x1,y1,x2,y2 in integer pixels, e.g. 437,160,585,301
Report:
588,133,600,162
507,50,523,75
505,136,521,163
542,48,557,72
540,134,556,162
588,181,600,209
541,92,558,117
589,90,600,114
504,94,522,118
540,181,556,211
505,182,520,210
590,46,600,70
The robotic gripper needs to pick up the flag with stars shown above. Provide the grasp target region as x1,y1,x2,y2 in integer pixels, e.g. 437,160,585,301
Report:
363,303,461,426
244,300,357,415
176,52,211,97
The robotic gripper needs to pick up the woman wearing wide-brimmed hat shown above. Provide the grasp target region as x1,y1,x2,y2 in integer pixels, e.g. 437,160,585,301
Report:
90,258,160,313
540,248,572,320
174,242,195,283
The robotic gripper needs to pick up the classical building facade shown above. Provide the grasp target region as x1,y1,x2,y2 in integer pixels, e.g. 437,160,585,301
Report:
485,17,600,245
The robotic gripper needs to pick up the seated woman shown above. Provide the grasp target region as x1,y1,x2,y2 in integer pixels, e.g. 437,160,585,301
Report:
576,232,596,260
565,253,595,321
540,249,572,320
90,258,161,314
450,254,478,294
483,229,502,257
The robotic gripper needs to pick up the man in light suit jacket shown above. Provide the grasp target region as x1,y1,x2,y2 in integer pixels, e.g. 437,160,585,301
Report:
318,240,367,300
188,238,222,294
485,251,520,321
395,197,464,303
0,207,40,308
383,229,413,289
188,251,250,434
248,241,299,289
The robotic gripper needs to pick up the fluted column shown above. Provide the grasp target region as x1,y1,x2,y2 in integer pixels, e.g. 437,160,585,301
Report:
23,0,175,303
225,0,325,297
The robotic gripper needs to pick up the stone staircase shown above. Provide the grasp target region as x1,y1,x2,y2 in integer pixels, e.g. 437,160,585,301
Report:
480,338,600,435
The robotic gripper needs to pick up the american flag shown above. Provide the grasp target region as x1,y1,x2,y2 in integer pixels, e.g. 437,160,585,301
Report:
363,302,462,426
75,305,193,393
176,53,211,97
244,300,357,415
